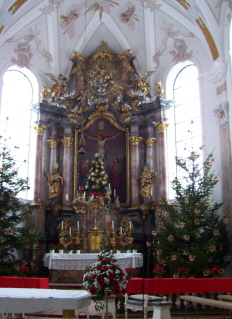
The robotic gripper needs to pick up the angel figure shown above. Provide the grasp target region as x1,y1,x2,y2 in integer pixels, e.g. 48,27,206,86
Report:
45,73,69,100
131,71,154,96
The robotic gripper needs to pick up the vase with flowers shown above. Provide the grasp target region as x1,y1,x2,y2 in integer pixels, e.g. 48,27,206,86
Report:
153,266,166,278
56,244,64,253
115,243,123,253
68,243,83,253
83,250,128,311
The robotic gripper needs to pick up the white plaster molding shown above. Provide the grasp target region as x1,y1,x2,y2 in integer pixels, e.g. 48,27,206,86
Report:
201,62,227,84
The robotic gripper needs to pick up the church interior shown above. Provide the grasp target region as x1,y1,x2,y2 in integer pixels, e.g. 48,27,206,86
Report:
1,0,232,317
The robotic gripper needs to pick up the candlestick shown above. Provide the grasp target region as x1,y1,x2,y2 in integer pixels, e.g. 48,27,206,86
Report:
120,227,122,235
83,191,86,198
77,221,80,230
112,221,114,229
108,183,111,190
129,221,132,229
61,221,64,229
69,227,71,235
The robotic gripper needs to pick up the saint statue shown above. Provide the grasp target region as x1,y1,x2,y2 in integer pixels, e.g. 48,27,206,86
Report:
45,163,63,205
139,164,157,203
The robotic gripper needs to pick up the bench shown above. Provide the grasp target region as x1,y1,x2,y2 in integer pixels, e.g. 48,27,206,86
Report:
180,295,232,319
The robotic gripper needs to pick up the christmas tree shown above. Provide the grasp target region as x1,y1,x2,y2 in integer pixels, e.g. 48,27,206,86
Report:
84,153,109,195
0,134,38,276
153,150,229,278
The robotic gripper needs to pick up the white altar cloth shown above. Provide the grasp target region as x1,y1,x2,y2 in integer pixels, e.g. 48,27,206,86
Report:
0,288,91,313
43,252,143,270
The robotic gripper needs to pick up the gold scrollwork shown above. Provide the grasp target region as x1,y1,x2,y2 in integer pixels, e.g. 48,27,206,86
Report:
61,137,74,147
139,204,150,220
34,124,47,136
47,139,60,149
129,136,143,146
144,137,156,147
154,121,169,133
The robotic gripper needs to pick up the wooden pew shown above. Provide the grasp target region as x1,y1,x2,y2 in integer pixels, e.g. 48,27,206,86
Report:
180,295,232,319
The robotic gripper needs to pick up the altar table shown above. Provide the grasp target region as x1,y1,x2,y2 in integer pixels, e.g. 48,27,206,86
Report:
126,278,232,294
43,252,143,270
0,276,49,289
0,288,91,314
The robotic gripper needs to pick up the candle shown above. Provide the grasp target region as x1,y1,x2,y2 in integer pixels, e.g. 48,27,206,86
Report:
69,227,71,235
129,221,132,229
61,221,64,229
66,194,69,201
77,221,80,230
108,183,111,190
83,191,86,198
114,189,116,196
112,221,114,229
120,227,122,235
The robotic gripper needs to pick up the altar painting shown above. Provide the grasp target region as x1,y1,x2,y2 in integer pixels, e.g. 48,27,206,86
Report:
75,118,130,205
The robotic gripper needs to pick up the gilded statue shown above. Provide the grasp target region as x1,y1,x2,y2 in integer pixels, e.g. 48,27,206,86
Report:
131,71,154,96
44,163,63,204
44,73,69,100
139,164,157,203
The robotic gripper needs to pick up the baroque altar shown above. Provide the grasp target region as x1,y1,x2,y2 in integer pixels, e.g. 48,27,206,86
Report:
30,42,174,276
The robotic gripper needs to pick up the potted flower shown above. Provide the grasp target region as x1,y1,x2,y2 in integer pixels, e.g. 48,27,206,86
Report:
47,244,56,253
83,250,128,311
18,264,30,277
208,266,222,278
70,243,83,253
130,243,139,253
115,243,123,253
125,267,136,279
177,267,189,278
153,266,166,278
56,244,64,253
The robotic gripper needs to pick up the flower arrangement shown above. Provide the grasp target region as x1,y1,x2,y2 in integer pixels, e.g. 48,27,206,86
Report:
153,266,166,278
83,250,128,311
130,243,139,251
47,244,56,251
208,266,221,278
177,267,189,278
115,243,124,251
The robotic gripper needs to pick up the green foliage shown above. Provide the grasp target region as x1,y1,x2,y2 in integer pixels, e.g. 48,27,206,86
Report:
0,137,38,276
153,150,229,278
85,153,109,194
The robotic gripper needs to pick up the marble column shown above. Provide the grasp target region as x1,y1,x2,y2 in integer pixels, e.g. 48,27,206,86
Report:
154,121,169,199
144,137,156,170
129,136,143,206
61,136,74,207
33,124,47,203
47,139,60,172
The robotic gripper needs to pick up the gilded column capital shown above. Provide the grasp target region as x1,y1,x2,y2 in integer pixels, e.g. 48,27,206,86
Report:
34,124,47,136
61,137,74,147
129,136,143,146
144,137,156,147
47,139,60,149
154,121,169,133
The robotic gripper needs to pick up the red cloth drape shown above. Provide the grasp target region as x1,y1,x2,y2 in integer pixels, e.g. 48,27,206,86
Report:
0,276,49,289
126,278,232,294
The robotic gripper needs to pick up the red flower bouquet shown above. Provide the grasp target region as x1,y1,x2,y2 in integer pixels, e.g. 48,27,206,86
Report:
83,250,128,311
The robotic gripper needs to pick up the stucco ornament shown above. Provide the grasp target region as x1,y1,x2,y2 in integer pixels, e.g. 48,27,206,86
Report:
0,10,13,27
119,2,139,31
137,0,162,12
40,0,64,15
214,102,229,128
60,5,80,39
170,38,192,64
86,0,119,20
11,42,33,68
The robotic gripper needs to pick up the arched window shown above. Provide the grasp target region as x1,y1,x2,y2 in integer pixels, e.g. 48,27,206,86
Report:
166,62,202,198
0,66,38,199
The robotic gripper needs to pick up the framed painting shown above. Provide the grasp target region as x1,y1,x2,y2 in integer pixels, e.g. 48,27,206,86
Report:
74,116,130,206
